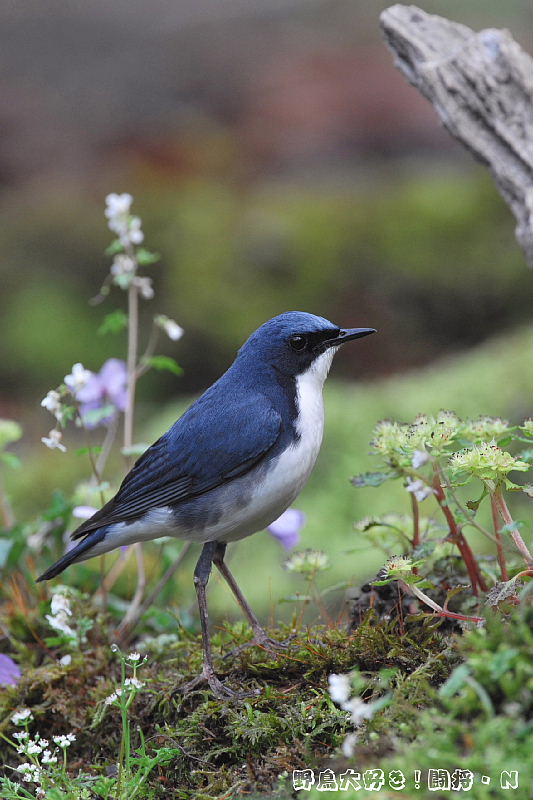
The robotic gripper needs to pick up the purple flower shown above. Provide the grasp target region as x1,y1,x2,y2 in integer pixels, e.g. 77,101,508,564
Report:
268,508,306,549
76,359,128,428
0,654,21,687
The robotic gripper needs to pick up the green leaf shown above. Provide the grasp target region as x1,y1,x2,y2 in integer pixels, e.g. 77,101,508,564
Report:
105,239,124,256
136,247,160,265
0,451,21,469
351,470,396,488
98,309,128,335
465,486,488,511
142,355,183,376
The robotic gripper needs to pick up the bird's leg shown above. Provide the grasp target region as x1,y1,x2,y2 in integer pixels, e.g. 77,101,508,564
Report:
181,541,240,699
213,542,290,653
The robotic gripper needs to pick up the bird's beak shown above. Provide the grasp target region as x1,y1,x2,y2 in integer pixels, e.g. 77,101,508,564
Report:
323,327,376,349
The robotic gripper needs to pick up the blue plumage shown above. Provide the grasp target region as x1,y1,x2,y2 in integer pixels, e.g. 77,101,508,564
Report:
37,311,375,696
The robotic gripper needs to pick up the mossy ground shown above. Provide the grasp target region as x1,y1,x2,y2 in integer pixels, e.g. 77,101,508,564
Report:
1,608,453,799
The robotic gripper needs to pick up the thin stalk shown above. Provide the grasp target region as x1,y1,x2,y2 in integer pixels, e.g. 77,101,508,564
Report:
432,465,487,594
96,414,119,477
135,321,160,379
124,281,139,453
490,493,509,581
398,579,484,624
410,493,420,576
0,477,14,529
116,544,146,642
117,542,191,644
493,487,533,566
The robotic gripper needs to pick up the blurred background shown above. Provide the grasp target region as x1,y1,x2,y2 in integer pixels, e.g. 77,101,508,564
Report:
0,0,531,624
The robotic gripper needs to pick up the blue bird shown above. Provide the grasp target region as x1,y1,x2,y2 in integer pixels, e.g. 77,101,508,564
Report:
38,311,375,696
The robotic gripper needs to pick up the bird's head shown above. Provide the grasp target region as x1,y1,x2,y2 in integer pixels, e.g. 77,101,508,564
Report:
237,311,375,383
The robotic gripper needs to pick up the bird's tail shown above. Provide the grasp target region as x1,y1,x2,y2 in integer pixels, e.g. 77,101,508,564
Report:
36,528,107,582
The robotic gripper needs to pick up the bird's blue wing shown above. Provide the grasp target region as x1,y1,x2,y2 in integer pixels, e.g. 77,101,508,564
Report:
71,391,282,540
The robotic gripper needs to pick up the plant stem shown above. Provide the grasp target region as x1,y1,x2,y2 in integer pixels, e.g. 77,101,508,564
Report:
410,493,420,575
490,493,509,581
116,544,146,643
398,579,484,624
124,282,139,453
493,487,533,566
117,542,191,644
432,465,487,594
0,477,14,529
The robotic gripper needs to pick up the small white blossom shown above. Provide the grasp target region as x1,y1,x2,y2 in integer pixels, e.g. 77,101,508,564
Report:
41,429,67,452
127,652,141,662
133,276,154,299
155,315,184,342
406,478,434,503
16,763,41,783
37,738,49,748
64,363,92,394
412,449,429,469
41,389,63,422
104,688,122,705
111,254,136,277
41,749,58,764
343,696,376,726
51,593,72,617
53,733,76,747
46,613,76,639
11,708,33,725
341,732,358,758
124,677,144,690
328,673,351,705
105,193,144,246
128,216,144,244
24,739,43,755
13,731,29,741
59,654,72,666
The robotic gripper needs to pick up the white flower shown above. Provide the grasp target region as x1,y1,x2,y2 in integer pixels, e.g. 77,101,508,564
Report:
24,739,43,755
343,696,376,726
111,254,136,277
59,654,72,666
13,731,29,741
412,449,429,469
105,193,133,220
41,429,67,452
341,732,358,758
41,390,63,421
124,677,144,690
11,708,33,725
46,613,76,639
133,276,154,299
64,363,92,394
406,478,434,503
328,673,351,705
155,315,184,342
128,216,144,244
51,593,72,617
127,652,141,662
41,749,58,764
104,688,122,705
16,763,41,783
105,193,144,246
37,739,49,748
53,733,76,747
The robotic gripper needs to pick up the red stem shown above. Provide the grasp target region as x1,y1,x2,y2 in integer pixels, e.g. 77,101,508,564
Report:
432,467,488,594
493,488,533,567
490,494,509,581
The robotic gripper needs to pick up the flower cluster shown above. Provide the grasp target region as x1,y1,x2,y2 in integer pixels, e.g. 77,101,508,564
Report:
8,708,77,795
45,590,76,642
105,193,144,248
284,549,329,575
461,416,512,443
450,442,529,483
328,672,381,758
370,412,461,466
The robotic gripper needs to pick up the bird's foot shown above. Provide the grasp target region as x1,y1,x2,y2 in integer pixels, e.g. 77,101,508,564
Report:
179,667,259,700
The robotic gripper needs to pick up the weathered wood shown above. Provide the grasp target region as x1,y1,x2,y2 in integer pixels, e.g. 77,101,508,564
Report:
381,5,533,266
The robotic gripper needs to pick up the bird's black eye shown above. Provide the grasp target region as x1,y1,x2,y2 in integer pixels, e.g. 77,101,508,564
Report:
289,334,307,351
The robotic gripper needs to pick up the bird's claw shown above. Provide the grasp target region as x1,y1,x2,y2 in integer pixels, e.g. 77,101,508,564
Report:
178,668,259,700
